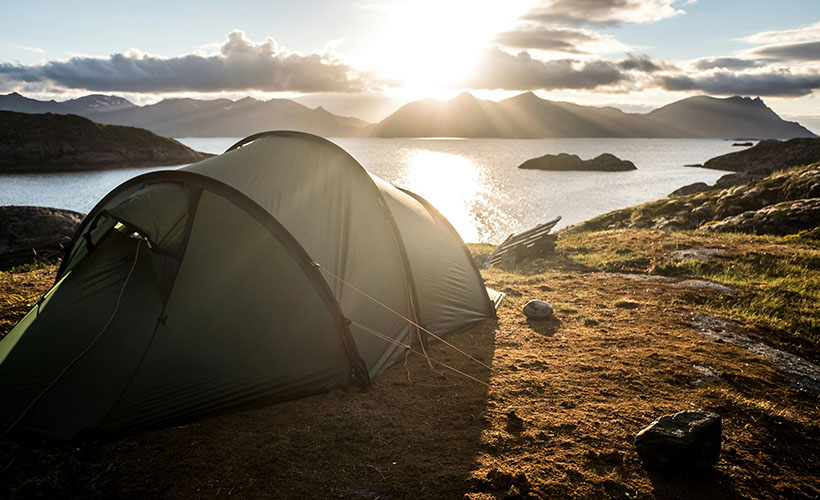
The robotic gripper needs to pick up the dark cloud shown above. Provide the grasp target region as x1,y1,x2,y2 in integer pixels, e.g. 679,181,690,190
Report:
618,54,664,72
523,0,684,27
658,71,820,97
461,49,629,90
0,31,373,93
693,58,762,70
745,41,820,62
493,27,600,53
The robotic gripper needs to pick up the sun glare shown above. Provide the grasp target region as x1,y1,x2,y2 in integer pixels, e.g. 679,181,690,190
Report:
366,1,527,92
399,149,484,242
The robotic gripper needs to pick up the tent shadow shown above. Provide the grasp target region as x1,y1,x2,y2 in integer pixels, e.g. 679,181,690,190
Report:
1,319,499,499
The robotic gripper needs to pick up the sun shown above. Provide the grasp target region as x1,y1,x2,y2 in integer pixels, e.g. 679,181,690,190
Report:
365,1,529,93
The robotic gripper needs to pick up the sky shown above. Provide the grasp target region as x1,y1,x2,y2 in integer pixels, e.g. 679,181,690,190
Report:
1,0,819,126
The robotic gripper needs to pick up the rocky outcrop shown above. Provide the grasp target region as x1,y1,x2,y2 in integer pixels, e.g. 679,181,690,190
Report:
700,198,820,236
567,163,820,238
0,111,212,171
519,153,636,171
0,206,84,268
703,138,820,175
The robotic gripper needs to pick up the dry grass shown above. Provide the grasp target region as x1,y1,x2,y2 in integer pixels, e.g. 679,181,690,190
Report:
0,263,57,340
2,231,820,499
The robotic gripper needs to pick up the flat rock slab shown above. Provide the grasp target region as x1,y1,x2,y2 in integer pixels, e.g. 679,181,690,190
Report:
598,273,736,294
675,279,737,295
598,272,675,283
691,313,820,395
635,410,722,470
670,248,727,261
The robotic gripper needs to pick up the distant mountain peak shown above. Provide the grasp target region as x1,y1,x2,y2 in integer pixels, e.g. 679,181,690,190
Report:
507,91,542,103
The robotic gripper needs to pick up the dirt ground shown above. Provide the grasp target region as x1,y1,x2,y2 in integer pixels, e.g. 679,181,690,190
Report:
1,244,819,499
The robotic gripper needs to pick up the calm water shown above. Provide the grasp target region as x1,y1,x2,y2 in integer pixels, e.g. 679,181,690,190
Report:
0,138,740,243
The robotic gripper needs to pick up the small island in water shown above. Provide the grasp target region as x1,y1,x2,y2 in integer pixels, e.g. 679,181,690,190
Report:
0,111,212,171
518,152,637,171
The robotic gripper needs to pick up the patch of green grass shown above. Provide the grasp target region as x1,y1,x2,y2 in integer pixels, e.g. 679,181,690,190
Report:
557,229,820,348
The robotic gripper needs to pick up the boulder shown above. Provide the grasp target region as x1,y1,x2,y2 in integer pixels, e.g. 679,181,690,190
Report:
518,152,636,171
670,182,711,197
0,206,85,268
635,410,722,470
523,300,554,320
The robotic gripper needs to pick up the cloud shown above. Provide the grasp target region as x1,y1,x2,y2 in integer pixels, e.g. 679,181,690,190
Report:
692,57,761,70
0,30,374,93
12,44,45,54
618,54,666,72
460,48,631,90
741,20,820,44
493,26,630,54
744,40,820,62
657,70,820,97
523,0,687,27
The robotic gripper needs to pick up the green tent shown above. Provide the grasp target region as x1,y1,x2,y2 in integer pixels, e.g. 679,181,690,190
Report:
0,132,499,440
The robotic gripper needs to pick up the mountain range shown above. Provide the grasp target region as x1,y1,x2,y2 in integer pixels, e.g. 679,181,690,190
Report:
0,91,814,139
370,92,815,139
0,92,369,138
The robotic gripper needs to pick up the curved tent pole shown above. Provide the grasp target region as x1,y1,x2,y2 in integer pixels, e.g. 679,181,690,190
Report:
53,169,370,388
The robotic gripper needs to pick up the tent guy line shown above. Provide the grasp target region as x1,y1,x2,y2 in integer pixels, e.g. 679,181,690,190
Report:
349,320,491,389
314,261,494,372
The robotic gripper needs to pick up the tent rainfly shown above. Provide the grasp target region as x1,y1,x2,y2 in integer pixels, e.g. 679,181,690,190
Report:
0,131,500,440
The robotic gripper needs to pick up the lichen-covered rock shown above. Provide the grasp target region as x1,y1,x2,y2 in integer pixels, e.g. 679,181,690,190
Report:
635,410,722,470
699,198,820,236
0,206,84,267
567,163,820,239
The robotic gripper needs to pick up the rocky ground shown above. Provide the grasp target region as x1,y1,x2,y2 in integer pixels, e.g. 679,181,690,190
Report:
1,230,818,500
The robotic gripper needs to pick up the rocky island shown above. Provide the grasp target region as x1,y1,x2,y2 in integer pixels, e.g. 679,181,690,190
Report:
0,110,212,171
518,152,636,171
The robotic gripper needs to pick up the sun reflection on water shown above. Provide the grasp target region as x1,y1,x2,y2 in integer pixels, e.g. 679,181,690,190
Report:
398,149,487,242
